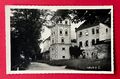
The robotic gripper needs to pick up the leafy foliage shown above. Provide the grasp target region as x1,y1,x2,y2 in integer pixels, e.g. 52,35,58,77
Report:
10,9,49,70
69,46,83,59
55,9,111,25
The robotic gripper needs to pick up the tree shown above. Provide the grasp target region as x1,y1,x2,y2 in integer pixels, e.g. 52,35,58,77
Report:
10,9,50,70
54,9,111,25
69,46,83,59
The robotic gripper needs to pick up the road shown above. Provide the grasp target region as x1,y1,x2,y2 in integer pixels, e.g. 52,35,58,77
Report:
27,62,70,70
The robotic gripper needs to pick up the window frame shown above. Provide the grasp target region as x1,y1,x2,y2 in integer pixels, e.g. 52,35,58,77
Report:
79,31,82,37
79,41,82,47
65,30,68,36
96,27,99,34
62,47,65,51
85,40,88,47
61,37,64,43
92,28,95,34
60,29,63,35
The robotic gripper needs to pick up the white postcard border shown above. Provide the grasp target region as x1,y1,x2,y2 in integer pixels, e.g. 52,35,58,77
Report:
5,5,114,74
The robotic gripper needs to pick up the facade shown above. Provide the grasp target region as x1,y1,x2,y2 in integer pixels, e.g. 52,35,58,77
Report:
50,18,71,60
42,36,51,53
39,25,51,52
40,36,51,60
76,21,111,59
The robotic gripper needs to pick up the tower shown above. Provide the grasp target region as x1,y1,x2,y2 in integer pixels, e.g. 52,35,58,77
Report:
50,18,71,60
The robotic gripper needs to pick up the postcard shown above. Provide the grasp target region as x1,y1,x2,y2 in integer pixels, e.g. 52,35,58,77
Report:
5,5,114,74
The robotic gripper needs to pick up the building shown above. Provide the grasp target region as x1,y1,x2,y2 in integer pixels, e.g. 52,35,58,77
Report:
39,36,51,60
42,36,51,53
50,17,71,60
39,25,51,52
75,20,111,59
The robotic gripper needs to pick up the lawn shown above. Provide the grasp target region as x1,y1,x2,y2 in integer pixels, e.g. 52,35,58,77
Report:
66,58,111,71
37,58,111,71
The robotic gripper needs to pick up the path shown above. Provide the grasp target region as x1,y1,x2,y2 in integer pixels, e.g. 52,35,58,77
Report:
27,62,70,70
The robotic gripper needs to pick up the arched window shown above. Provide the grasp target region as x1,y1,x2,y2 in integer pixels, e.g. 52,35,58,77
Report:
65,30,68,36
60,29,63,35
85,40,88,47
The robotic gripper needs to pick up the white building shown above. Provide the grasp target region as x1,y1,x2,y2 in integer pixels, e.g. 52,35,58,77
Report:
50,18,71,60
42,36,51,53
39,25,51,52
76,20,111,59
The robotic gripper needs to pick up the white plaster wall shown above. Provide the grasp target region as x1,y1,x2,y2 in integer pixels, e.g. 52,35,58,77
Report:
57,44,70,59
76,25,99,50
43,40,50,52
99,23,111,41
57,24,71,44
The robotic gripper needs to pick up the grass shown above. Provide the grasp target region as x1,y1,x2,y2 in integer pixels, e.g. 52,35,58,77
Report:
66,58,111,71
37,59,69,66
37,58,111,71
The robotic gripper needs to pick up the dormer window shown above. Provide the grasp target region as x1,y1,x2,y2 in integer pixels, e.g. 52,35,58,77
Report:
60,20,62,23
65,21,68,24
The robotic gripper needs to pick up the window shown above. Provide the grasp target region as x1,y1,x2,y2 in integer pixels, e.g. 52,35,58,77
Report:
79,41,82,47
85,40,88,47
96,39,99,44
65,21,68,24
79,32,82,37
96,28,99,33
85,30,88,36
52,48,54,51
61,38,64,43
60,29,62,35
106,28,108,33
52,39,54,43
51,33,53,36
92,28,95,34
62,47,65,50
52,31,55,36
65,30,68,36
62,56,65,58
92,39,95,45
60,20,62,23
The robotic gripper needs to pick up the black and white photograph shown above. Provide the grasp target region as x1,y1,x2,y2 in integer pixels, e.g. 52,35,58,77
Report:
5,6,114,74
